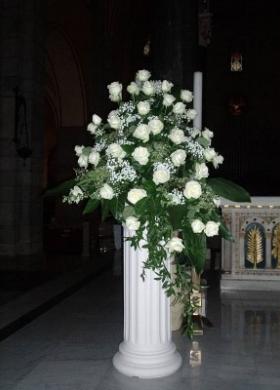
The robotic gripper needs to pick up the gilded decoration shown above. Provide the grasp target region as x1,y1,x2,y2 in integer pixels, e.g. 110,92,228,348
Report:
245,223,265,269
272,224,280,269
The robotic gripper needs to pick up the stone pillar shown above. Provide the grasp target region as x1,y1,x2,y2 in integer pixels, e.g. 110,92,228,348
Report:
113,228,182,378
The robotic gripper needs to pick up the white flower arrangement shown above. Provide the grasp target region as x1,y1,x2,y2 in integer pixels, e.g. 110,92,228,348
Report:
61,70,250,337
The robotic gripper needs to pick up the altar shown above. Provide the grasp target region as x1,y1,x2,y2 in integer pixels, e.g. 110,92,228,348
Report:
221,197,280,291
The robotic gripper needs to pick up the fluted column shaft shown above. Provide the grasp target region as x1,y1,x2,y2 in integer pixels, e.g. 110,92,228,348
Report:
113,228,182,378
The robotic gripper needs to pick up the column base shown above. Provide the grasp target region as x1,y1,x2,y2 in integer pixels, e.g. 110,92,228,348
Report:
113,341,182,378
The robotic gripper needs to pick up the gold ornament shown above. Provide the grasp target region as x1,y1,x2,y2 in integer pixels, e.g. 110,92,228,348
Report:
246,226,263,269
272,224,280,268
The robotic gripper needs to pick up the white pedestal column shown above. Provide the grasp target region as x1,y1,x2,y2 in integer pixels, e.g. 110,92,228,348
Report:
113,229,182,378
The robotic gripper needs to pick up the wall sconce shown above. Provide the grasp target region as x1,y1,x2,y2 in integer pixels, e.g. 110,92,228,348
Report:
228,95,247,116
230,51,243,72
13,87,32,161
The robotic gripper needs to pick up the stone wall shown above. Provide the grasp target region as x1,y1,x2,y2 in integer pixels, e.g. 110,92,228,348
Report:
0,0,46,260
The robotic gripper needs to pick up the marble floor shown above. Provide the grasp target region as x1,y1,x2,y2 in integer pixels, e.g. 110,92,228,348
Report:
0,268,280,390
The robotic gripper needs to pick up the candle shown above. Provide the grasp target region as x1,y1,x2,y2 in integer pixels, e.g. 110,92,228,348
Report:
193,71,203,129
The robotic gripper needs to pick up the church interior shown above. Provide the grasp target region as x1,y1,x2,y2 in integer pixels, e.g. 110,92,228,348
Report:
0,0,280,389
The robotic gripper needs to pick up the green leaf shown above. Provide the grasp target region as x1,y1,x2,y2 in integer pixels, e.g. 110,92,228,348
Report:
219,221,234,241
43,178,76,198
207,177,251,202
122,206,135,219
83,198,99,215
168,205,187,230
182,226,207,274
197,136,210,148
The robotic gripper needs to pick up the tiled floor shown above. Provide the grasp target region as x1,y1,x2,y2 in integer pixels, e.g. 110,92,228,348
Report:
0,269,280,390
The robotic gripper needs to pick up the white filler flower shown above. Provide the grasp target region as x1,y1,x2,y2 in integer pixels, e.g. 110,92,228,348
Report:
127,188,147,204
170,149,187,167
148,118,164,135
133,124,150,143
166,237,185,253
100,183,114,200
132,146,150,165
191,219,205,234
183,180,202,199
125,216,141,231
137,101,150,115
205,221,220,237
195,162,209,180
153,168,170,185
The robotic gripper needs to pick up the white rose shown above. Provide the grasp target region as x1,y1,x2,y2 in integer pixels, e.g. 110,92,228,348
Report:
107,112,121,129
87,123,97,134
153,168,170,185
127,188,147,204
71,185,83,197
202,128,213,141
127,81,140,95
125,216,140,231
170,149,187,167
204,147,217,161
213,154,224,168
168,127,186,145
195,162,209,180
183,180,202,199
133,124,150,143
173,102,186,115
191,128,201,138
163,93,176,107
78,154,88,168
180,89,193,103
109,94,121,102
137,101,150,115
88,150,100,166
162,80,174,93
213,198,221,207
148,118,164,135
136,69,151,82
142,81,155,96
166,237,185,253
100,183,114,200
186,109,197,120
106,143,126,159
92,114,102,126
75,145,84,156
132,146,150,165
107,81,122,101
191,219,205,234
205,221,220,237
